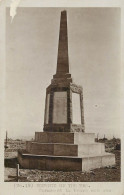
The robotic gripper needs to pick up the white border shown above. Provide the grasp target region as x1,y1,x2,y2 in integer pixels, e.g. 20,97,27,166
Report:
0,0,123,194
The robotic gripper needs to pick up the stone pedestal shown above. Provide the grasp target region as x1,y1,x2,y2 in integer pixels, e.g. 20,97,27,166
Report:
18,132,115,171
44,82,85,132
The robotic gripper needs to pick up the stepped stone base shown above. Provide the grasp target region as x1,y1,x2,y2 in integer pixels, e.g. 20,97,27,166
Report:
35,132,95,144
18,132,115,171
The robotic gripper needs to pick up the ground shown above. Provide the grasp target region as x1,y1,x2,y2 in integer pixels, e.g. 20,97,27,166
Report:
4,138,121,182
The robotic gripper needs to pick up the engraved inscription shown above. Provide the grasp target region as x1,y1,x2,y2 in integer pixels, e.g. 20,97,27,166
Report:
53,92,67,124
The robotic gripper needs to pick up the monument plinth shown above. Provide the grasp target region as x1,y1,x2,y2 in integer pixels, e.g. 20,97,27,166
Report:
18,10,115,171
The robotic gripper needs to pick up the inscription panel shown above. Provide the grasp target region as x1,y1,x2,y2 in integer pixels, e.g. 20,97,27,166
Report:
53,92,67,124
72,93,81,124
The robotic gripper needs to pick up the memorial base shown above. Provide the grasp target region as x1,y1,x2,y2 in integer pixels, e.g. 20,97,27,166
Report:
18,132,115,171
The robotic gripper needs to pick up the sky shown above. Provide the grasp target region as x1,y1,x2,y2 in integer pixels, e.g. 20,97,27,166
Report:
6,7,121,139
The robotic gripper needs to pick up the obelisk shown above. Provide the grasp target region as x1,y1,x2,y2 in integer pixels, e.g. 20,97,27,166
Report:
56,10,69,76
18,10,115,172
43,10,85,132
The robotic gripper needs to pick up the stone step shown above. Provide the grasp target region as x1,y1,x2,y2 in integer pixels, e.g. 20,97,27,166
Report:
81,153,115,171
78,143,105,156
18,150,115,171
35,132,95,144
26,141,105,156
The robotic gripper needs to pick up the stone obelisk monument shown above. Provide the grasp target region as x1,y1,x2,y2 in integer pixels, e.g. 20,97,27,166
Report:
44,10,84,133
18,11,115,171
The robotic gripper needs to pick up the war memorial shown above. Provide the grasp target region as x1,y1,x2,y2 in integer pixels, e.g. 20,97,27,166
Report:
18,11,115,171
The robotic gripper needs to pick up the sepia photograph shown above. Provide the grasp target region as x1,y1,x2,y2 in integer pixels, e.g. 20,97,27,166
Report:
3,7,121,184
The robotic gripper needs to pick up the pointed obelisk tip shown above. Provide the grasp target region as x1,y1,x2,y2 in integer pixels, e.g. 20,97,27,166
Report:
61,10,67,14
